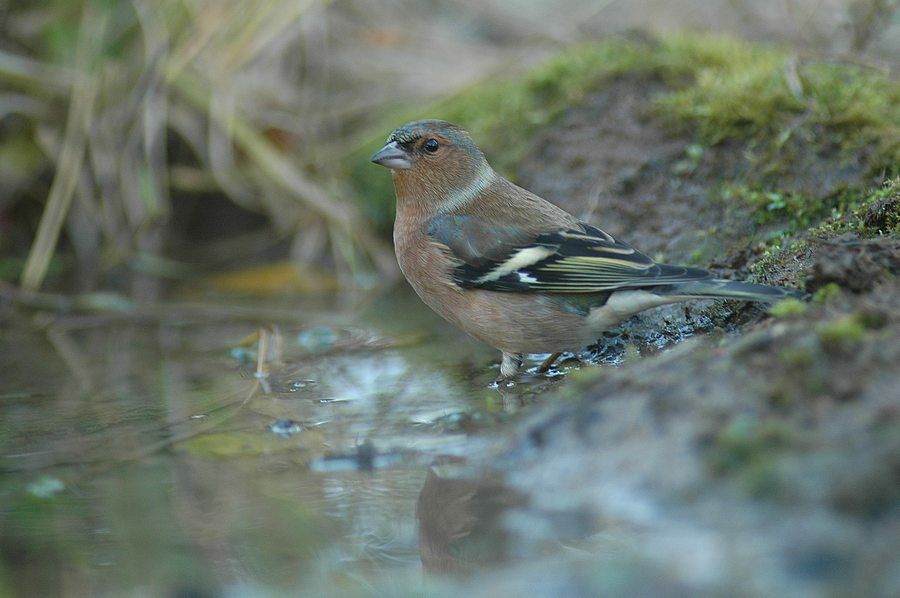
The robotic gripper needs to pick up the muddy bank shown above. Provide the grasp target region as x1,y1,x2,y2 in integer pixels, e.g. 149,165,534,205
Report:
480,245,899,595
517,74,886,266
449,71,900,595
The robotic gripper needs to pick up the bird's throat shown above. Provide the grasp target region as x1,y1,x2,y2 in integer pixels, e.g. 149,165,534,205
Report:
392,162,496,217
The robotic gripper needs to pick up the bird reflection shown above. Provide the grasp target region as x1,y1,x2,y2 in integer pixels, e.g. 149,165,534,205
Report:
415,467,525,574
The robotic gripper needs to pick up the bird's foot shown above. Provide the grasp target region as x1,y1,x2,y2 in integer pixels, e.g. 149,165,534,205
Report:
537,352,562,374
495,352,572,384
497,352,524,381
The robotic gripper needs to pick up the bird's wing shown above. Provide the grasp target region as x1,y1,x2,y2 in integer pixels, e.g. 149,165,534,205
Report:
427,215,713,293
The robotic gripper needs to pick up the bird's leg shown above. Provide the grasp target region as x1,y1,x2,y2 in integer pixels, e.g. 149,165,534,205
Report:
537,352,562,373
499,352,524,379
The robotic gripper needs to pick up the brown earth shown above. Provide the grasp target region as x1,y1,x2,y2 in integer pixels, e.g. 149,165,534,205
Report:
454,77,900,595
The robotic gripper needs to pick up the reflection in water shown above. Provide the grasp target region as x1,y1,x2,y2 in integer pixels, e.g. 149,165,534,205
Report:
0,285,645,595
416,467,524,574
0,289,561,595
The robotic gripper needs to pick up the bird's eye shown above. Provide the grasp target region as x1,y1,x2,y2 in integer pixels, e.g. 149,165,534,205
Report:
423,138,439,153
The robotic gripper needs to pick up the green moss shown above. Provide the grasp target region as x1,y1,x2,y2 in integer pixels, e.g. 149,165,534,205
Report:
734,177,896,288
655,39,899,181
441,39,665,178
812,283,842,304
349,38,667,231
655,42,800,142
769,298,807,318
719,180,898,236
660,53,898,153
810,177,900,237
707,414,796,497
719,185,822,229
740,177,897,286
709,415,792,471
779,346,815,368
349,34,900,232
816,314,868,349
747,238,809,285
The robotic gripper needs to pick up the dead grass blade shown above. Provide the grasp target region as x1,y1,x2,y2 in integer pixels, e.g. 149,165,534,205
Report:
19,5,108,291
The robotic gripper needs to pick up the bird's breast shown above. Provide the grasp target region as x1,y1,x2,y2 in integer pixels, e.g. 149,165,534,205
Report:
394,217,463,309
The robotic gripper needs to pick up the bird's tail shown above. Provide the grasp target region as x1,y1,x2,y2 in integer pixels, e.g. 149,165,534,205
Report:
654,279,808,302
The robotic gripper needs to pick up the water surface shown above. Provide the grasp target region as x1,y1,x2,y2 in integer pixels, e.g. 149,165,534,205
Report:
1,287,577,596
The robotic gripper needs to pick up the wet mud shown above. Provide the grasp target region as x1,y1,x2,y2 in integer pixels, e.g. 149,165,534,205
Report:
451,77,900,595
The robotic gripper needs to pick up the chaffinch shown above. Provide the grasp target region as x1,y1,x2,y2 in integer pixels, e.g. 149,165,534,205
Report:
371,119,805,378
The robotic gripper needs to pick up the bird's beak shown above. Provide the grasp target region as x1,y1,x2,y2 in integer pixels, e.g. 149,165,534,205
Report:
371,141,412,170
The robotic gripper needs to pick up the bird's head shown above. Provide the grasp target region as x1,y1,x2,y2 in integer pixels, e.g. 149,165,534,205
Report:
371,120,494,210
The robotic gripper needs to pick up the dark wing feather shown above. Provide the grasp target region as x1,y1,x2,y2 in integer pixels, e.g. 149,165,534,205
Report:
427,216,713,293
427,214,538,267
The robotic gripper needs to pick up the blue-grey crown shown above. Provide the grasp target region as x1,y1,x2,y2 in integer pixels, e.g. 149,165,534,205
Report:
387,119,464,145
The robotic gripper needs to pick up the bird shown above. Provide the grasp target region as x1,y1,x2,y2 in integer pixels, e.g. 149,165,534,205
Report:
371,119,806,378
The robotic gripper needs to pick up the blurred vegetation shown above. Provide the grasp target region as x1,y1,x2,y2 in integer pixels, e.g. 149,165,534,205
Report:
349,34,899,232
0,1,897,295
1,0,397,294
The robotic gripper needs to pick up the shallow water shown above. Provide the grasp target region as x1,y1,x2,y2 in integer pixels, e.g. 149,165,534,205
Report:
1,286,601,596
